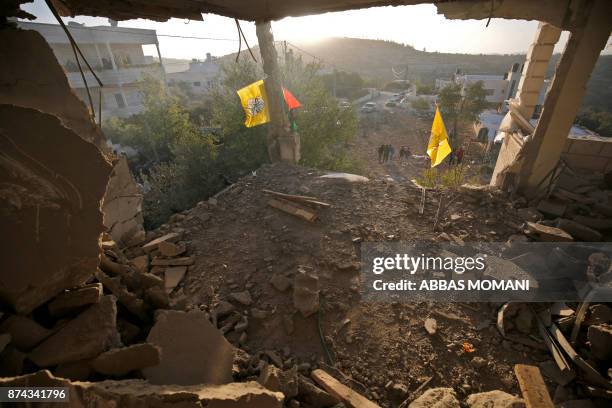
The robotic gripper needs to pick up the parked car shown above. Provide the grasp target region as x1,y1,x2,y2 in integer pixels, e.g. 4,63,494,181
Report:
385,101,397,107
360,102,377,113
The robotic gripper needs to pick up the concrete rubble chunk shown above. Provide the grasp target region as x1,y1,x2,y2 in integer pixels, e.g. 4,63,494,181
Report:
409,387,460,408
536,199,567,218
131,255,149,274
587,324,612,361
572,215,612,231
143,310,235,385
55,360,93,381
516,207,543,222
47,283,103,317
230,291,253,306
466,390,525,408
164,266,187,293
0,346,26,376
293,266,320,317
144,286,170,309
298,375,339,408
0,315,51,351
555,219,602,242
158,241,186,257
95,269,149,321
152,256,194,267
103,156,146,247
424,318,438,335
0,104,111,315
0,370,284,407
92,343,161,376
258,362,298,398
142,232,181,253
29,295,120,367
526,222,573,242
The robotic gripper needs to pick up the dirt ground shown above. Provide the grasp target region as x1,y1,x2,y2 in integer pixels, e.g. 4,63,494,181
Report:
152,109,552,407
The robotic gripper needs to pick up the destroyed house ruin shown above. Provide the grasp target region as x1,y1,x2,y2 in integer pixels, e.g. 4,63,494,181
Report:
1,0,612,407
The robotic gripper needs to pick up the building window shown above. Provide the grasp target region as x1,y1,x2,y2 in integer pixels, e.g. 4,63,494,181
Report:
114,93,126,108
478,127,489,142
193,81,201,87
508,80,516,98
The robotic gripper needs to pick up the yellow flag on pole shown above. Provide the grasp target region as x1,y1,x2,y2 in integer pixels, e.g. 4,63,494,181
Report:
237,79,270,128
427,106,452,167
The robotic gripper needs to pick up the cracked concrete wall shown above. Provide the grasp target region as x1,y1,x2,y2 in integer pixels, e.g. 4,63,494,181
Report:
0,104,111,314
0,28,145,247
0,28,143,313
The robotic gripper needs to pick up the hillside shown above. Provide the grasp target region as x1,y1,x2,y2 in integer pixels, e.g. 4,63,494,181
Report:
222,37,612,112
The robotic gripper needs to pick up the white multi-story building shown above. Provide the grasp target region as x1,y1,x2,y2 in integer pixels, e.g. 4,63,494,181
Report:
18,20,165,120
167,53,221,98
454,73,509,104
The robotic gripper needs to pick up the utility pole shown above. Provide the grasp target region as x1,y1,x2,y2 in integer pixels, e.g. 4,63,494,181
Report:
255,21,299,163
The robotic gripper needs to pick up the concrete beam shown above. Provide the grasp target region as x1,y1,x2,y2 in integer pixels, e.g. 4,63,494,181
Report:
255,21,299,164
518,0,612,197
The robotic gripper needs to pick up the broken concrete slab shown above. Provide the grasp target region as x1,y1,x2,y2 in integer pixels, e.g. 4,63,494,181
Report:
258,362,298,398
0,315,51,351
0,105,111,315
142,232,181,253
47,283,103,317
466,390,525,408
572,215,612,231
151,256,194,267
143,310,234,385
536,199,567,218
555,219,602,242
525,222,573,242
0,333,10,353
516,207,543,222
0,346,26,376
95,269,149,321
55,360,93,381
103,156,145,247
29,295,120,367
408,387,460,408
92,343,160,376
158,241,186,257
131,255,149,274
164,266,187,293
0,370,284,407
293,266,320,318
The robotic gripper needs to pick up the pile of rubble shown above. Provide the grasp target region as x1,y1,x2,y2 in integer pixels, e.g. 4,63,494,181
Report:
520,168,612,243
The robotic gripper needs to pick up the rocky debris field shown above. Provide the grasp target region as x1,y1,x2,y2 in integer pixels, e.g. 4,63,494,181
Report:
1,160,611,407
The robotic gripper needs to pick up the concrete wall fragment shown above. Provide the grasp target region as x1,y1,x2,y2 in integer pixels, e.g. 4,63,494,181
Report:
0,105,111,314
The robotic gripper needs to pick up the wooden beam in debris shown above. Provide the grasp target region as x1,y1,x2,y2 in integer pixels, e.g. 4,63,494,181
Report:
268,198,318,222
311,369,380,408
514,364,554,408
536,319,574,379
262,189,331,208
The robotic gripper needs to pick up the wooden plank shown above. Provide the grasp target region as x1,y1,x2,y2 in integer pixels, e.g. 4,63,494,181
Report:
262,189,331,208
268,198,318,222
311,369,380,408
514,364,554,408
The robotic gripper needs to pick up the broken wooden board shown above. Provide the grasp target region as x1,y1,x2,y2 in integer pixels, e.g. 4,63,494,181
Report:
268,198,318,222
311,369,380,408
536,320,574,379
514,364,554,408
262,189,331,208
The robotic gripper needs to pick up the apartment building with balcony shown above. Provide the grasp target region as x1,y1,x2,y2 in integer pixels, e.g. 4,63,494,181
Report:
18,20,165,120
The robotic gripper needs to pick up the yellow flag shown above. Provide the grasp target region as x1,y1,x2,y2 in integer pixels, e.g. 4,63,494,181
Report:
427,106,452,167
237,79,270,128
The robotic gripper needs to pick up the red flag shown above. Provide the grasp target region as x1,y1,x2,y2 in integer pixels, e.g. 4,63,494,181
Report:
282,88,302,110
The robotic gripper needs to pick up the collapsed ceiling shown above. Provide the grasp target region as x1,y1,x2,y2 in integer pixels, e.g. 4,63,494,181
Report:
10,0,583,30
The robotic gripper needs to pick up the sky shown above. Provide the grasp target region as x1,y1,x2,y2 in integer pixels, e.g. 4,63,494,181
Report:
21,0,611,61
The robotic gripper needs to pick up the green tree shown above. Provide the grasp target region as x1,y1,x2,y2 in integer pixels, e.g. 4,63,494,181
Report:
437,81,487,142
411,97,431,112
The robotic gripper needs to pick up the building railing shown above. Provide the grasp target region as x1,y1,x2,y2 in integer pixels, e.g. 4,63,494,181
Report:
66,64,163,88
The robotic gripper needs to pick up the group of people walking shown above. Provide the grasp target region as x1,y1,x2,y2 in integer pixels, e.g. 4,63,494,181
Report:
378,144,412,163
447,145,465,166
